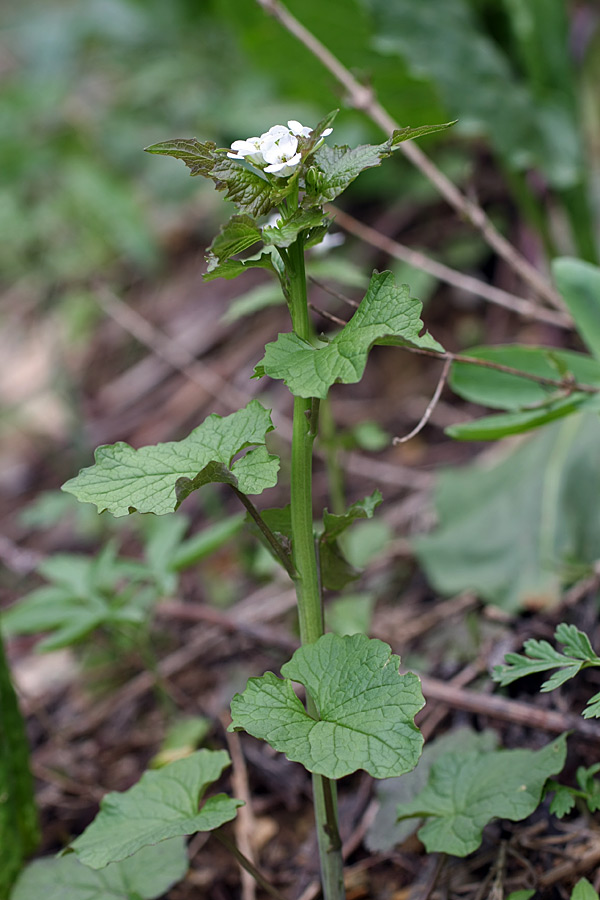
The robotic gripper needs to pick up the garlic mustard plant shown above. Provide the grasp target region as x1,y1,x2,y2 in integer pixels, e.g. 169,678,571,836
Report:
61,110,454,900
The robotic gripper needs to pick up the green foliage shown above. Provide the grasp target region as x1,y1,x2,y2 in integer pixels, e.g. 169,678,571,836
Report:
493,624,600,718
365,0,584,189
416,415,600,611
366,728,498,852
319,491,382,589
10,840,188,900
0,629,39,899
62,401,279,517
571,880,600,900
150,717,212,768
396,734,567,856
547,763,600,819
255,270,442,399
553,259,600,362
304,123,454,206
2,543,155,652
69,750,242,869
230,633,424,779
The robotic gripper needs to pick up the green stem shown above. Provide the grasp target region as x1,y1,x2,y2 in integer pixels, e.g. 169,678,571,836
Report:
286,235,346,900
229,485,296,579
213,829,289,900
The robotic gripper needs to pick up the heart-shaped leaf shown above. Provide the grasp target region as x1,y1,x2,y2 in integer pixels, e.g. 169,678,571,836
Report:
69,750,242,869
230,633,424,779
62,401,279,517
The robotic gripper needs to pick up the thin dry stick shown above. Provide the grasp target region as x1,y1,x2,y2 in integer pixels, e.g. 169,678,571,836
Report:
393,357,451,444
256,0,563,311
222,716,257,900
328,207,571,329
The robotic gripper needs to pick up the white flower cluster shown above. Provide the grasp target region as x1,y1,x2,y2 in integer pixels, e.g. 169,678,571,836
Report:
227,119,333,178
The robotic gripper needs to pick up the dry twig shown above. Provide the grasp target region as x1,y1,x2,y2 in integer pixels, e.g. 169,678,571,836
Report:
255,0,563,310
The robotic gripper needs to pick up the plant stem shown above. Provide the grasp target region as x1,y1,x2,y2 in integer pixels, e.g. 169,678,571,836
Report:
213,829,289,900
229,485,296,579
286,235,346,900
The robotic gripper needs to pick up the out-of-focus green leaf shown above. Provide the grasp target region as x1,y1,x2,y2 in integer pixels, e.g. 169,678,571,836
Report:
396,735,567,856
365,0,583,188
449,346,600,410
553,259,600,362
366,728,498,852
446,393,596,441
10,839,188,900
69,750,242,869
416,415,600,612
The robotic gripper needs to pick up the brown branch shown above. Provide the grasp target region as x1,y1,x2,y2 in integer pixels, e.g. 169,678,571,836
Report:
329,207,571,329
256,0,564,310
393,356,452,444
308,291,594,396
406,346,600,395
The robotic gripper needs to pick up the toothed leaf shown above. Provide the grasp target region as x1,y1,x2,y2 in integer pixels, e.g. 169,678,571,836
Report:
62,401,279,517
68,751,242,869
230,633,424,780
255,270,441,398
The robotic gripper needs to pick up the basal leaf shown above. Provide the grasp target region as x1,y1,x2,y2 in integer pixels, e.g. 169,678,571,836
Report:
69,750,242,869
230,633,424,779
11,839,188,900
396,735,567,856
305,123,454,205
62,401,279,517
416,414,600,611
255,270,442,398
367,727,498,852
553,258,600,362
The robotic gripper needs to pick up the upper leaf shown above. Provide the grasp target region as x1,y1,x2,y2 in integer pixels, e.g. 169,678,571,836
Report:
396,735,567,856
255,270,442,398
144,140,282,217
230,633,424,779
69,750,242,869
304,123,454,205
62,401,279,517
11,839,188,900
